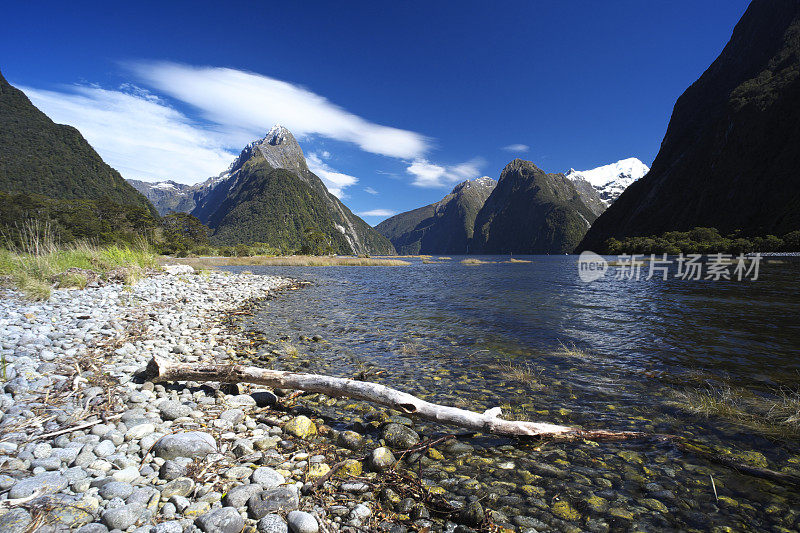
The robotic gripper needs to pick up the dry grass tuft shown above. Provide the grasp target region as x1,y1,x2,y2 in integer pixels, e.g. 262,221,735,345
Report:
669,383,800,439
552,341,591,358
492,361,545,390
1,221,155,299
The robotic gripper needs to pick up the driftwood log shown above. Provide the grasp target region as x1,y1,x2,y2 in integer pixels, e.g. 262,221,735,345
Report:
144,356,642,440
143,356,800,488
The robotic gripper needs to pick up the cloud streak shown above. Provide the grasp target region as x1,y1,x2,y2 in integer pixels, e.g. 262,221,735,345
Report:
502,143,529,153
357,209,396,218
306,152,358,198
406,157,486,188
21,84,234,183
127,61,430,160
19,63,473,197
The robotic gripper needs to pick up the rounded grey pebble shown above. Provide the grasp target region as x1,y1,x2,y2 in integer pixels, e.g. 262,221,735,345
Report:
99,481,134,500
287,511,319,533
102,503,147,530
258,514,289,533
154,521,184,533
76,524,110,533
251,467,284,489
195,506,245,533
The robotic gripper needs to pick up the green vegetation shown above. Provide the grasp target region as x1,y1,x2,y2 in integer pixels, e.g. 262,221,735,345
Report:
300,227,334,255
472,160,599,254
164,255,409,269
376,178,497,255
579,5,800,251
0,222,156,300
0,70,155,214
602,227,800,254
158,213,210,256
0,192,160,247
201,153,394,255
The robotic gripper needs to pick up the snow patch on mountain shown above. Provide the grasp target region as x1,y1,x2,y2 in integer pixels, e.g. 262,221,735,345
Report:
565,157,649,204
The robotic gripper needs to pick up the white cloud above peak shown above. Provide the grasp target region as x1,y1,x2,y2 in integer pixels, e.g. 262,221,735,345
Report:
502,143,529,153
406,157,486,188
127,61,430,160
357,209,396,218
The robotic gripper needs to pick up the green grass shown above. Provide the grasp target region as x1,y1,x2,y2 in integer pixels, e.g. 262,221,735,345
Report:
57,272,88,289
1,222,156,299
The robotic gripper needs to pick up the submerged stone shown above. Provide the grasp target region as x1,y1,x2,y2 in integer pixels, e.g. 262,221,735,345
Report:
552,500,581,521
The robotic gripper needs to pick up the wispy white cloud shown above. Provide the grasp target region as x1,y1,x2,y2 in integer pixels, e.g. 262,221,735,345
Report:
306,152,358,198
502,143,529,153
357,209,396,218
20,84,234,183
406,157,486,188
127,61,430,159
19,63,452,193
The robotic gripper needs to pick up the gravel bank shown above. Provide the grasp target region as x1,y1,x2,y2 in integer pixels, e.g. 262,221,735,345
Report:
0,266,492,533
0,268,350,533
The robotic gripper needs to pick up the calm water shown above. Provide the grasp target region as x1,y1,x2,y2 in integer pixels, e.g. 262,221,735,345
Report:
229,256,800,531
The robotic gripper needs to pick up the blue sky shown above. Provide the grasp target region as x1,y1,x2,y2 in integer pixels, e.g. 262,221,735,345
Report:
1,0,750,223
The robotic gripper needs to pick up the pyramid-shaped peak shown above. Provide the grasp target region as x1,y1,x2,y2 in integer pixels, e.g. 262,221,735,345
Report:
265,124,293,146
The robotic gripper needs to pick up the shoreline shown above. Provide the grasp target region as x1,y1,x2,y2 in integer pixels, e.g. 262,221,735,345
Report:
0,268,445,533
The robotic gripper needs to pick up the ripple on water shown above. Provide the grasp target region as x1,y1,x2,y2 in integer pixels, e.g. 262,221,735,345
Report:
229,257,800,530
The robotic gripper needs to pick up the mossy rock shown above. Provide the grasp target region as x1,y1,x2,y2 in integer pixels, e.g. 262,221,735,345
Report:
426,447,445,461
336,459,363,477
717,496,739,509
608,507,634,520
641,498,669,513
307,463,330,479
283,415,317,440
731,450,768,468
617,450,643,464
583,495,609,513
552,500,581,521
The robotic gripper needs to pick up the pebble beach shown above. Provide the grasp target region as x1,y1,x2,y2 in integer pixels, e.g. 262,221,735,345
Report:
0,267,430,533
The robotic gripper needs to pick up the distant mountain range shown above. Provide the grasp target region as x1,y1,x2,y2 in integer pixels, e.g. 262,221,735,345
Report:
471,160,602,254
0,69,154,214
376,176,496,254
377,158,643,255
128,180,199,215
580,0,800,251
131,126,394,255
10,0,795,257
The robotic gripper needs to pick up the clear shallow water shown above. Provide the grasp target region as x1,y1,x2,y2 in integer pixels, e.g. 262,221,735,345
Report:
229,256,800,531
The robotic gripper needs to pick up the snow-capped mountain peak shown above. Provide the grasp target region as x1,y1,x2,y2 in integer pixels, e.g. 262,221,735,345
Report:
565,157,649,204
265,124,291,146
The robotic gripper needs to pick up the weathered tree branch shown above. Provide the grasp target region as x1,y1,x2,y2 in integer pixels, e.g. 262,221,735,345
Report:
143,356,643,440
142,357,800,489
